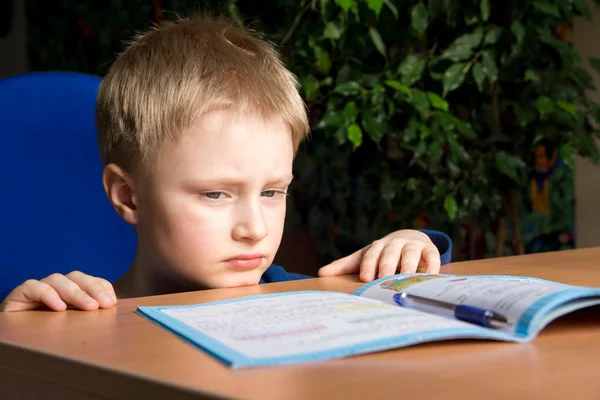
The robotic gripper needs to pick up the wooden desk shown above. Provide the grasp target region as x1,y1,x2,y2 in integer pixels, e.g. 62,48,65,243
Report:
1,248,600,400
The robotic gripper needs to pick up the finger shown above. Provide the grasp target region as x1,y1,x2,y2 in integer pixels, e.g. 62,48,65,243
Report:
41,274,99,311
376,242,404,279
399,244,422,274
359,241,386,283
0,280,66,312
318,246,368,277
66,271,117,309
420,246,441,273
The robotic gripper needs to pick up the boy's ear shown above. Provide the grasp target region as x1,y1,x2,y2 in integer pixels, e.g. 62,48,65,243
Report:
102,164,140,225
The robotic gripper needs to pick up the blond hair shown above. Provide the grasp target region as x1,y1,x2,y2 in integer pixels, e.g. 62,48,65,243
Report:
96,14,309,173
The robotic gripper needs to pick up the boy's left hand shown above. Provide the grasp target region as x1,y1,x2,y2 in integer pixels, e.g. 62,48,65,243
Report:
318,230,440,282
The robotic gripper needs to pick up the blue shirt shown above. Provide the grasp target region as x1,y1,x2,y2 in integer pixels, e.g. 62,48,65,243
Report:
260,229,452,284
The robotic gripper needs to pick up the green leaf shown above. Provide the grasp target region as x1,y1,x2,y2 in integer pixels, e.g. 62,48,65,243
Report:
317,112,342,133
442,63,468,96
228,0,244,26
484,26,503,45
570,66,594,88
404,117,420,142
335,0,356,12
480,0,490,21
315,47,332,74
511,21,525,43
495,151,525,181
444,195,458,219
411,89,430,114
556,100,577,117
456,120,476,138
576,132,600,163
301,75,320,101
366,0,384,15
441,29,483,62
472,62,485,92
384,0,399,18
371,84,385,105
541,34,581,63
411,2,429,35
369,27,387,58
380,177,396,203
418,123,430,140
333,81,361,96
323,22,342,40
481,50,498,84
429,142,444,160
398,54,426,87
447,132,470,162
560,143,575,169
320,0,330,16
427,92,449,112
427,0,444,19
465,12,480,26
433,111,456,133
535,96,553,117
525,69,541,83
361,111,387,143
573,0,592,19
385,80,412,95
347,123,363,149
514,104,537,127
533,1,561,18
337,64,352,82
334,126,347,145
590,57,600,75
363,73,380,89
343,101,358,123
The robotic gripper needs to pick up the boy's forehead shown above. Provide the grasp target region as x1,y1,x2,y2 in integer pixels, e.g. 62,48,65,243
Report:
198,108,290,130
186,110,293,147
153,109,294,173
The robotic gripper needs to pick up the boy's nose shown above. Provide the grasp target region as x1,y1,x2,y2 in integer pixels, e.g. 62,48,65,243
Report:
232,201,268,242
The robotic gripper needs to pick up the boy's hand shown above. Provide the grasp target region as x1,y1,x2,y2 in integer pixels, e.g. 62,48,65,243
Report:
318,230,440,282
0,271,117,312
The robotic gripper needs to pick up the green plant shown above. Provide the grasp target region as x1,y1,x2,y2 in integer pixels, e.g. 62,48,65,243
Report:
25,0,600,266
250,0,600,263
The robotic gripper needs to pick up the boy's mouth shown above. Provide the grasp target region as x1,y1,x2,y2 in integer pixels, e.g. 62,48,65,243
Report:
224,254,265,270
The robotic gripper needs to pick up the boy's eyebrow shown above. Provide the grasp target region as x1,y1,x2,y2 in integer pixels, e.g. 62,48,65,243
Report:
265,174,295,185
186,175,294,187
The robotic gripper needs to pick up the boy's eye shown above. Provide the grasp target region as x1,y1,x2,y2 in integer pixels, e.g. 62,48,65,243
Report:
204,192,224,199
261,190,285,198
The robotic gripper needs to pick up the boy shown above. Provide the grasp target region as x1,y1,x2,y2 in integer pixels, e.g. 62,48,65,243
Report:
0,15,451,313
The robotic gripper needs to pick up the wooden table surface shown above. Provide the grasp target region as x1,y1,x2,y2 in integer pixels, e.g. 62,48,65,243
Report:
1,248,600,400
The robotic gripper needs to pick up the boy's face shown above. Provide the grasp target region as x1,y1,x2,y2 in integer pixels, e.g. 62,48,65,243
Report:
134,109,294,289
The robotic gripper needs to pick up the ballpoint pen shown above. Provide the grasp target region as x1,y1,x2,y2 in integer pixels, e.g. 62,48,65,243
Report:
393,292,512,329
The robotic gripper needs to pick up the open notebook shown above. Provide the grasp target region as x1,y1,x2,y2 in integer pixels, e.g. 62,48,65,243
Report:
136,274,600,368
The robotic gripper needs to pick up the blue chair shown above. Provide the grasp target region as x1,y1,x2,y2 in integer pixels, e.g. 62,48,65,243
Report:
0,72,137,301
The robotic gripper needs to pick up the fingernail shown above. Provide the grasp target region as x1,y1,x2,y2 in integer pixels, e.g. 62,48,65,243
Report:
99,292,115,305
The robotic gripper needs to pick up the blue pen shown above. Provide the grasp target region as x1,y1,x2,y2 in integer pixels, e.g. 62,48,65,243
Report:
393,292,511,329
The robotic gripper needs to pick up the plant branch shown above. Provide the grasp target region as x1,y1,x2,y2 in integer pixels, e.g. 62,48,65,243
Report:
280,0,316,46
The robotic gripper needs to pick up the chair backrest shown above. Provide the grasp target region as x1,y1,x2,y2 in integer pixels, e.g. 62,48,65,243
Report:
0,72,137,301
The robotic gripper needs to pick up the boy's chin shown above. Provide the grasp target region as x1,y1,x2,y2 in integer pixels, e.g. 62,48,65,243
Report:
208,271,264,289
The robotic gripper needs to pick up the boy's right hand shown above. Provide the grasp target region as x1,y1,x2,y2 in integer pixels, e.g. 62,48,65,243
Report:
0,271,117,312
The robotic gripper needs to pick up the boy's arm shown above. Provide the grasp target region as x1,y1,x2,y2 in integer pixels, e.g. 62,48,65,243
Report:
318,229,452,282
260,265,312,283
0,271,117,312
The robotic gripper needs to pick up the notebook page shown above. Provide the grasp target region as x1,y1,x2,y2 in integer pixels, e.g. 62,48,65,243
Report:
137,291,501,367
354,274,595,336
